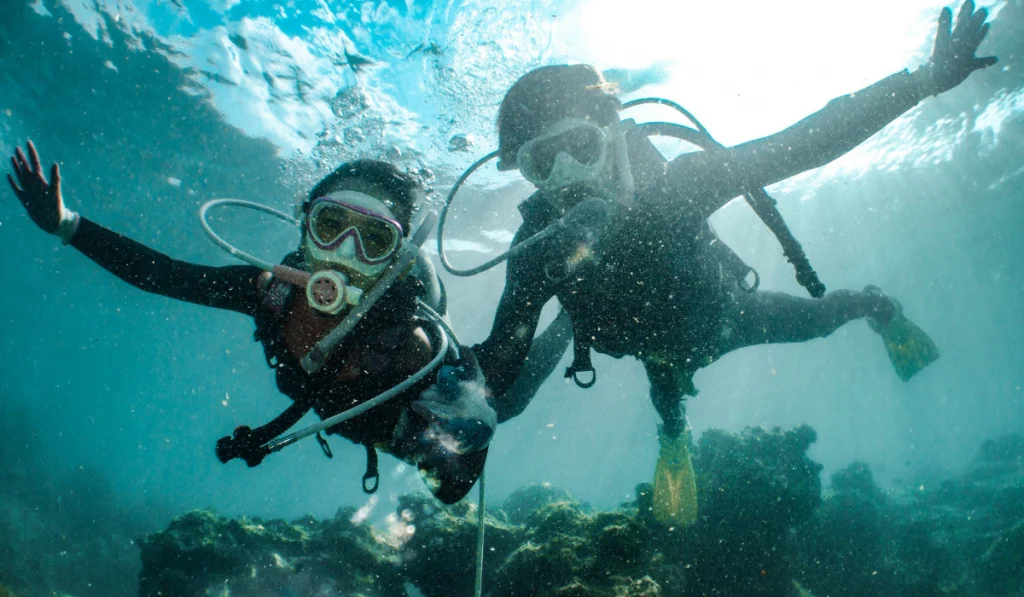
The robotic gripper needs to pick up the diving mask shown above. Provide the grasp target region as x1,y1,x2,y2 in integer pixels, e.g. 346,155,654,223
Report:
517,118,610,191
304,191,404,276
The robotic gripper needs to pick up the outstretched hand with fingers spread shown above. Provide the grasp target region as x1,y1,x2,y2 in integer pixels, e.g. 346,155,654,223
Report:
918,0,998,97
7,140,66,235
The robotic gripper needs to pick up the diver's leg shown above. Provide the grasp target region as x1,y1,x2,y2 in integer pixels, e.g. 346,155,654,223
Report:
643,359,689,438
723,288,894,351
495,308,573,423
643,358,698,525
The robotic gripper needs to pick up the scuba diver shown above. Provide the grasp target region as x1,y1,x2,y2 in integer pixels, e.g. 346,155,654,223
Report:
5,140,568,503
453,1,990,523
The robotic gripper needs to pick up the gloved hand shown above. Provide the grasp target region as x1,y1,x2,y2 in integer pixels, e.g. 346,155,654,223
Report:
6,140,80,243
411,347,497,456
215,426,270,467
914,1,998,98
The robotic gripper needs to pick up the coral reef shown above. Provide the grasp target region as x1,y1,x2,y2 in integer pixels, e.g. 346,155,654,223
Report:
129,429,1024,597
792,433,1024,597
399,425,824,597
137,508,404,597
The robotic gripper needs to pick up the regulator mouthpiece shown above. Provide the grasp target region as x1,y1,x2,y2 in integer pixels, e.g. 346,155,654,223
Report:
306,270,363,315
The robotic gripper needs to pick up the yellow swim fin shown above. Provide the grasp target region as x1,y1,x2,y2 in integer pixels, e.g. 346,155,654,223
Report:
867,293,940,382
653,426,698,526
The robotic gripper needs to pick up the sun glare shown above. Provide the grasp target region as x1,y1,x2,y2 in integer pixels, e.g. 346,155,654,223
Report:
559,0,1000,143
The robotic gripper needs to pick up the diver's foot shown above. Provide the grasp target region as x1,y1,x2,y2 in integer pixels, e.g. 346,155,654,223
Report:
862,285,898,327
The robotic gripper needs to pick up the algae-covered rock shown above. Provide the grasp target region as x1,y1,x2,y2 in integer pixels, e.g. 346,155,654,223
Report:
428,426,824,597
137,508,403,597
398,493,522,597
695,425,822,530
496,539,582,596
503,483,574,525
526,501,590,544
130,428,1024,597
680,425,823,597
791,433,1024,597
980,518,1024,596
791,462,895,597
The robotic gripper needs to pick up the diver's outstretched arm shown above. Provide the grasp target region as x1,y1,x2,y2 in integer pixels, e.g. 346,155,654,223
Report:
474,222,558,418
495,308,573,423
71,221,263,315
474,278,547,420
6,140,263,315
664,0,997,219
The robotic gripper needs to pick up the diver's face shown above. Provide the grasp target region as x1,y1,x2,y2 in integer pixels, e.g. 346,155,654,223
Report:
302,189,404,286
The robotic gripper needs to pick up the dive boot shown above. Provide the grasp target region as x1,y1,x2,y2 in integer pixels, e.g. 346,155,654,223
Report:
865,286,940,381
653,425,698,526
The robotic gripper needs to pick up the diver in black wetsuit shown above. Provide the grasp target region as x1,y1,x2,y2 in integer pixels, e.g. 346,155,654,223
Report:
6,141,567,503
473,1,995,523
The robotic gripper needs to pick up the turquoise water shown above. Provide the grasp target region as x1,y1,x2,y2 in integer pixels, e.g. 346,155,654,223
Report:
1,0,1022,594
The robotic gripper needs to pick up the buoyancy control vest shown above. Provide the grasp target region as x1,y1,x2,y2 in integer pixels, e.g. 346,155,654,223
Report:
235,250,452,492
514,183,749,388
437,97,822,389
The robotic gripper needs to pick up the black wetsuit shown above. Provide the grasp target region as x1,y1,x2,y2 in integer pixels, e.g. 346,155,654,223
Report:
68,218,492,502
477,70,922,434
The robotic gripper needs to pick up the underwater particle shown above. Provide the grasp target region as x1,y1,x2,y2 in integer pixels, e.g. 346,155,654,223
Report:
167,177,182,188
448,133,473,152
385,146,402,161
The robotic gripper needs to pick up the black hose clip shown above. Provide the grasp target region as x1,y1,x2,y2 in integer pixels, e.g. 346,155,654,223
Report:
316,431,333,459
738,268,760,293
566,367,597,389
362,444,379,494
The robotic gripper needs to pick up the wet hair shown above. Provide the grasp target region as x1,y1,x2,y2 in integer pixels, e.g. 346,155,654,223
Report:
497,64,621,169
304,159,423,234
